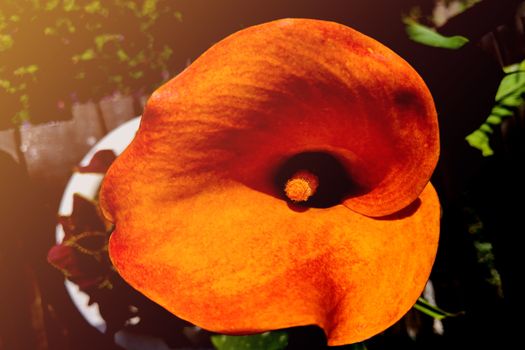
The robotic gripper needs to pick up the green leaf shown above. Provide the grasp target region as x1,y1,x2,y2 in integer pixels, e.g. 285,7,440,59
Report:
495,71,525,101
72,49,95,63
467,59,525,156
63,0,78,12
44,26,56,35
466,129,494,157
0,79,12,90
0,34,14,52
109,75,123,83
130,71,144,79
479,123,493,134
160,45,173,61
491,105,514,118
500,94,524,107
414,298,463,320
13,64,39,76
55,18,76,33
503,61,525,74
117,0,138,12
84,1,107,15
13,108,30,124
142,0,158,17
404,19,469,49
45,0,60,11
349,343,368,350
129,51,145,67
211,331,288,350
0,79,18,94
486,115,502,125
19,94,29,104
94,33,121,51
116,49,129,62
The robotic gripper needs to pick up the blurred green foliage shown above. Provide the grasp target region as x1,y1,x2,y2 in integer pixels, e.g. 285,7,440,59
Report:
0,0,182,127
463,204,504,296
414,297,463,320
466,60,525,156
405,1,525,157
210,332,369,350
209,295,458,350
211,331,288,350
404,19,469,49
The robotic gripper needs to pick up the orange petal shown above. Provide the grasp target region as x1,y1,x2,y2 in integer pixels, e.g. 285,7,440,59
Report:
107,181,439,345
100,18,441,346
109,18,439,218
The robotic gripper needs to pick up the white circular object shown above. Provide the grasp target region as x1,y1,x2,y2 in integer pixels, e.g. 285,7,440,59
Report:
55,117,141,332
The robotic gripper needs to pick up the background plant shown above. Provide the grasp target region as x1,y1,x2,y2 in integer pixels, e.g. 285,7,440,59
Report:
0,0,182,129
404,0,525,157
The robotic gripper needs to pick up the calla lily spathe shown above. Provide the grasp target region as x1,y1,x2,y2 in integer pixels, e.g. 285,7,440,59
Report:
100,18,440,346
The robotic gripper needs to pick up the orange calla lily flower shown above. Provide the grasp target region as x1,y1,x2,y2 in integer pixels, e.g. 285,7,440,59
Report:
100,18,440,346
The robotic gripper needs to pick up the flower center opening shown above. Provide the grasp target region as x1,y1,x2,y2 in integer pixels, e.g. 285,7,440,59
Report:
274,151,358,208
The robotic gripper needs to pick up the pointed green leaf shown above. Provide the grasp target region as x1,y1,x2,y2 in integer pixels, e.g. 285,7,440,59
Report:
486,115,502,125
503,64,519,74
479,123,493,133
466,130,494,157
414,298,463,320
467,59,525,156
496,72,525,101
500,94,524,107
404,20,469,49
211,331,288,350
491,105,514,118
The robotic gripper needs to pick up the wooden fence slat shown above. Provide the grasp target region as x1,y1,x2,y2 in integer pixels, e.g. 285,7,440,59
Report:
20,102,104,183
0,128,19,163
99,94,136,132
